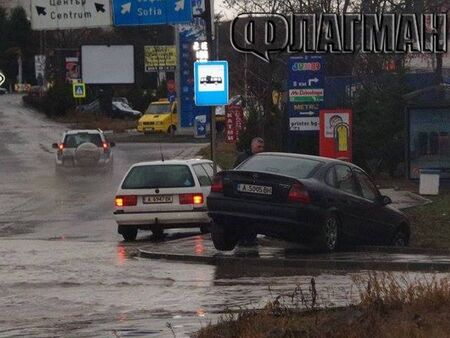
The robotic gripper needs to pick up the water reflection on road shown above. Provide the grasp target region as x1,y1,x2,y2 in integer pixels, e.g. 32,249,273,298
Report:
2,238,448,338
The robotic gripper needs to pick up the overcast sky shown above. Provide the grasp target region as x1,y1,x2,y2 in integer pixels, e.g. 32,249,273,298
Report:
214,0,238,21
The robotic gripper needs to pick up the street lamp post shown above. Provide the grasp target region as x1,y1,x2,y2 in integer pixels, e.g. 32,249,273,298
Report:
193,0,217,173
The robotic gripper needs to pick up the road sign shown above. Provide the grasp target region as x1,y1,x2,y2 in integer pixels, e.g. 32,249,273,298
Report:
167,79,176,93
288,55,324,104
0,72,5,86
288,55,324,132
289,89,324,102
31,0,112,30
73,83,86,98
194,61,229,106
290,117,320,131
112,0,193,26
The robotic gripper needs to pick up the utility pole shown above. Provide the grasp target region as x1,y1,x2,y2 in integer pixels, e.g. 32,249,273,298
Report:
204,0,217,173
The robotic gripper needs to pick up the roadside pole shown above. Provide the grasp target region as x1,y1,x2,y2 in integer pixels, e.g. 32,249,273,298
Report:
204,0,217,174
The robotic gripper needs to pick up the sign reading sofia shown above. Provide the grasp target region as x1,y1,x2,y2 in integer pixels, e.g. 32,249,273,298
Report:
319,109,353,161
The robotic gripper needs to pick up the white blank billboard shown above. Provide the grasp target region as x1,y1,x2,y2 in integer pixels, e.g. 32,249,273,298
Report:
82,45,135,84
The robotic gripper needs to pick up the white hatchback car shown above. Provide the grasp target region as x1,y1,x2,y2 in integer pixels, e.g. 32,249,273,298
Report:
114,159,219,241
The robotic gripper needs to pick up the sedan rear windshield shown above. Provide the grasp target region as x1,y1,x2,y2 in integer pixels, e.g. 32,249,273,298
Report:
238,155,322,179
64,133,102,148
122,165,195,189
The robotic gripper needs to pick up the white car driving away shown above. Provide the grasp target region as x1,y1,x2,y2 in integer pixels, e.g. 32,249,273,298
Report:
114,159,218,241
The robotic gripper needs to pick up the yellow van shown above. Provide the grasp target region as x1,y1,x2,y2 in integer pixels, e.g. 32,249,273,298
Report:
137,99,177,134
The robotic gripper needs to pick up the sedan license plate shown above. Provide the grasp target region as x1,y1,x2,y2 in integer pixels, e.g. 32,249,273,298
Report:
143,195,173,204
237,183,272,195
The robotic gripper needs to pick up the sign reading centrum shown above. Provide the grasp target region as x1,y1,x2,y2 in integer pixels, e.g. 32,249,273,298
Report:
31,0,112,30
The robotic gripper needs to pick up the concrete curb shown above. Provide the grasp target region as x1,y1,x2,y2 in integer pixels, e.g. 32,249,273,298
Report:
138,249,450,272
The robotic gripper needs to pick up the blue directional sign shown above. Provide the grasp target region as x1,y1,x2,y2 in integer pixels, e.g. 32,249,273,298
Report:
112,0,193,26
194,61,229,106
288,55,324,120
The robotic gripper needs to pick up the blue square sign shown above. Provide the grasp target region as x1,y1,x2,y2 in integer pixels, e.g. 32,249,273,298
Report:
112,0,193,26
194,61,229,106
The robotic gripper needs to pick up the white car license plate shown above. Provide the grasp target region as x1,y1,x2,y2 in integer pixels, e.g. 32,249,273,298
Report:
237,184,272,195
143,195,173,204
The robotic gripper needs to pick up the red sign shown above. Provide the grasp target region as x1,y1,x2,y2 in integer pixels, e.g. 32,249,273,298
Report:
319,109,353,161
167,79,176,93
225,105,244,143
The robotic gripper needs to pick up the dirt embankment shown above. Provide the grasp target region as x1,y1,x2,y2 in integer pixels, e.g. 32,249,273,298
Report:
196,273,450,338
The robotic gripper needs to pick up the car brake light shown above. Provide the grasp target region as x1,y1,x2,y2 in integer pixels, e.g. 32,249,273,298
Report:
211,175,223,192
115,195,137,207
179,193,204,205
102,142,109,152
58,144,64,151
288,183,310,204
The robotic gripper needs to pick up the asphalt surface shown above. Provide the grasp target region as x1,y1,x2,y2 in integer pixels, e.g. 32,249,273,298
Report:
1,94,449,338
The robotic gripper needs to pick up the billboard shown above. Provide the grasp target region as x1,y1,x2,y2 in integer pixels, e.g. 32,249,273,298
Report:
81,45,134,84
35,55,46,84
319,109,353,161
144,45,177,72
225,105,244,143
288,55,324,132
65,57,80,83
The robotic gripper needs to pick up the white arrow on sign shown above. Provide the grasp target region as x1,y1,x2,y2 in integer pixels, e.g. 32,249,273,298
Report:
299,111,316,116
175,0,185,11
308,78,319,86
0,72,5,86
121,2,131,14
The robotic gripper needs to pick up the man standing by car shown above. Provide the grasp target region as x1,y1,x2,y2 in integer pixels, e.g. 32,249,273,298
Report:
233,137,265,168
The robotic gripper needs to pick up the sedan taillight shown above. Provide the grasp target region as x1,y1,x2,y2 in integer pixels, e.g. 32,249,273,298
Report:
211,175,223,192
115,195,137,207
179,193,204,205
288,183,310,204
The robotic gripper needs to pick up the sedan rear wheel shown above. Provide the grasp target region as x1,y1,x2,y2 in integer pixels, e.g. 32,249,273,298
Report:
211,221,239,251
314,214,339,252
121,227,137,241
152,227,164,240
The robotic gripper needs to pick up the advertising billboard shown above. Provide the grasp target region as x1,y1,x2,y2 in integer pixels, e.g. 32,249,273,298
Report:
144,45,177,72
81,45,135,84
319,109,353,161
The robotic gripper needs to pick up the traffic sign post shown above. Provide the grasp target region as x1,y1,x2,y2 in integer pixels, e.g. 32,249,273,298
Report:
73,82,86,99
194,61,229,106
112,0,193,26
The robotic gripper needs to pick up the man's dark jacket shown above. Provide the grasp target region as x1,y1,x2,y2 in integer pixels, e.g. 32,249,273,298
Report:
233,149,253,168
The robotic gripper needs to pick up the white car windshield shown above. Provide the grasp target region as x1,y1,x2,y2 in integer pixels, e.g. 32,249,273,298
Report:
145,104,170,114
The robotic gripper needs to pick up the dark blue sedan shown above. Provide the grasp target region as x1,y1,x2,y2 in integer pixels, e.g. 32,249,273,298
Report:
207,153,410,252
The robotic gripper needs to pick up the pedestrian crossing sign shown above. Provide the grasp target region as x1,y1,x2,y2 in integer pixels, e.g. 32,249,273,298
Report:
73,83,86,98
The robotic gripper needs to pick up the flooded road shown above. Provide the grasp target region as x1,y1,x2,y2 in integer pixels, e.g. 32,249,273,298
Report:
0,95,448,337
